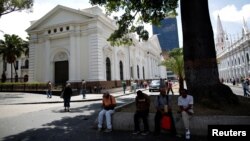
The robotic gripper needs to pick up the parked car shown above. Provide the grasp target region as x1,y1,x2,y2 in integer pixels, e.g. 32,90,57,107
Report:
149,80,161,92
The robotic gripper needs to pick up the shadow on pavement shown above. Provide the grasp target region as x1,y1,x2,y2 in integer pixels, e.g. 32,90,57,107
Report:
2,98,208,141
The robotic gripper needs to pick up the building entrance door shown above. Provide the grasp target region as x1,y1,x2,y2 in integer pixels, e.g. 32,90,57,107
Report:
55,61,68,85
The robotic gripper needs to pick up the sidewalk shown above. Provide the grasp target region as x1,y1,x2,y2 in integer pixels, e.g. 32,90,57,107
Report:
0,88,144,105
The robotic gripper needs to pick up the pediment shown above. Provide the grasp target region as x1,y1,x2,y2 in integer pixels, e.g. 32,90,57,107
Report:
26,5,96,31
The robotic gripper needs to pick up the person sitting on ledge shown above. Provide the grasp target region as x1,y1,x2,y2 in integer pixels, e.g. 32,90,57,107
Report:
97,91,116,133
178,88,194,140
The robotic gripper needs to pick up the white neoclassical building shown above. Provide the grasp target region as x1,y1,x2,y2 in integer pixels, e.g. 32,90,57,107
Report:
24,5,166,87
216,15,250,83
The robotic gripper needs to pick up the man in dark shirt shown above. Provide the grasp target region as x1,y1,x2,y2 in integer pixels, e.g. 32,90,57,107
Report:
133,90,150,135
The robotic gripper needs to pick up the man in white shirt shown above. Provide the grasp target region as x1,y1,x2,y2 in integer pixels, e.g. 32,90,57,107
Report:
178,89,194,139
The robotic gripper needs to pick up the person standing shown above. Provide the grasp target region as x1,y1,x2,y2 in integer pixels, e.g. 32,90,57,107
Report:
133,90,150,135
166,79,174,95
154,87,176,136
242,77,250,97
81,80,87,99
178,89,194,140
98,91,116,132
47,81,52,98
63,83,72,112
122,80,127,94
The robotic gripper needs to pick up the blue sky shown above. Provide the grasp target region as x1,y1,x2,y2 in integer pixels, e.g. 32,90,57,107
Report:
0,0,249,47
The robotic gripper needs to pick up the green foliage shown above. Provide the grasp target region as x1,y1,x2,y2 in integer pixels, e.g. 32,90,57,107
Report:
89,0,178,46
0,82,46,85
161,48,184,79
0,0,33,17
0,34,26,64
0,34,28,82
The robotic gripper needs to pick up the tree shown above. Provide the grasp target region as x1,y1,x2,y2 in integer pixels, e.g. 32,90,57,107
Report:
161,48,184,90
0,34,25,82
89,0,238,107
0,0,33,17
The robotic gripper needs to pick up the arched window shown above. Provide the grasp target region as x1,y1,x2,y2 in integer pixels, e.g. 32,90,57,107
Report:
137,65,140,79
119,61,124,80
106,57,111,81
247,53,250,63
143,66,145,80
24,75,28,82
25,60,29,68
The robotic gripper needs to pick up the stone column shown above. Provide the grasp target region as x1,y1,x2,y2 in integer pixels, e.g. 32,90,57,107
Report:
69,31,76,81
88,28,104,81
44,38,50,82
28,39,36,82
75,26,81,81
113,47,118,80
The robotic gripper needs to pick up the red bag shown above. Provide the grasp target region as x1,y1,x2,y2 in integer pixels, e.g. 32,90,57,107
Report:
161,115,171,130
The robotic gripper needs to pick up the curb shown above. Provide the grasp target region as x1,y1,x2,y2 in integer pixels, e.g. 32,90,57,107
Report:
7,89,147,105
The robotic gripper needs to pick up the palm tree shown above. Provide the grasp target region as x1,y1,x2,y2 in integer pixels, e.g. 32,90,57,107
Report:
161,48,184,90
0,34,25,82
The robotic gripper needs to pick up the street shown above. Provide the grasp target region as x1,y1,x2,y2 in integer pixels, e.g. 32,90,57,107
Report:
0,92,139,141
0,85,243,141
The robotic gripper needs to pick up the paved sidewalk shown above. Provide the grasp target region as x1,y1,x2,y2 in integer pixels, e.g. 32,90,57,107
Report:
0,88,145,105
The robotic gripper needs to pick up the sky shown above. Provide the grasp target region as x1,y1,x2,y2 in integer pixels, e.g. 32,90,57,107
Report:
0,0,250,47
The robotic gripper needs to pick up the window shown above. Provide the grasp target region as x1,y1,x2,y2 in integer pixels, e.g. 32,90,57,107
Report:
66,26,70,30
3,61,7,71
25,60,29,68
119,61,123,80
137,65,140,79
15,61,19,70
48,30,51,34
60,27,63,32
143,66,145,79
54,28,57,33
247,53,249,63
130,66,133,79
106,57,111,81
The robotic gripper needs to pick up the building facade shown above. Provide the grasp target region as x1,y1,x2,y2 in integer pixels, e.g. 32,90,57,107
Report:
216,15,250,83
152,17,179,80
20,5,165,88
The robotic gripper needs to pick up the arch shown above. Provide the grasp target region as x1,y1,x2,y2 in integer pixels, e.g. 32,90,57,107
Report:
247,53,249,63
24,74,28,82
143,66,145,80
53,51,69,84
53,52,68,62
50,48,69,62
106,57,111,81
25,60,29,68
119,61,124,80
137,65,140,79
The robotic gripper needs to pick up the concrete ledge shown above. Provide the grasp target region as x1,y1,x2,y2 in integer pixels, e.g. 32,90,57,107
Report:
112,111,250,135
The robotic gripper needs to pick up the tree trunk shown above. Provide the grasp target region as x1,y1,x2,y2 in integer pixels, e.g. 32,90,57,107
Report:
180,0,238,107
179,77,184,90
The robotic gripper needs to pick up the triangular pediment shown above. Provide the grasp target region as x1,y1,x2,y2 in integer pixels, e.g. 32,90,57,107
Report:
26,5,96,31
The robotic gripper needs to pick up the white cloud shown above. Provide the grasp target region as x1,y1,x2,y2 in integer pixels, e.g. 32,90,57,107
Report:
212,4,250,23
